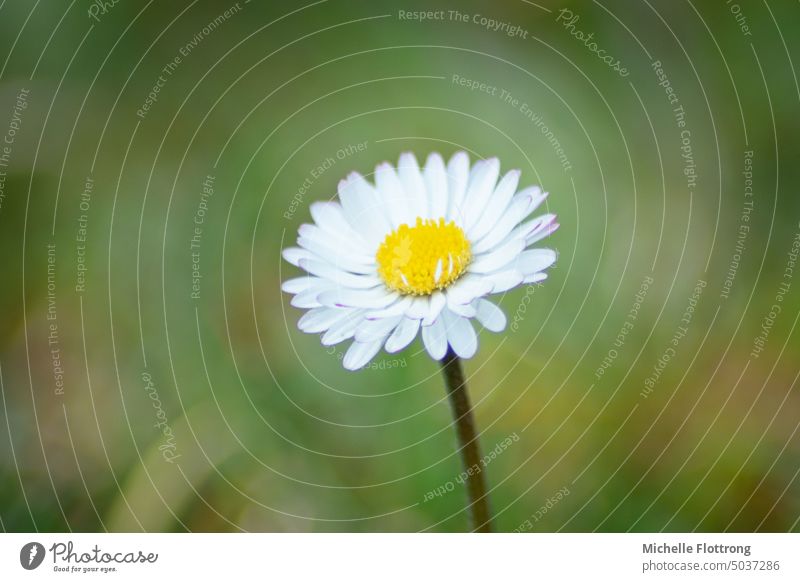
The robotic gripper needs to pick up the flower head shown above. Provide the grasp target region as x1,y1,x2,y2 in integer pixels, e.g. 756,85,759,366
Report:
282,152,559,370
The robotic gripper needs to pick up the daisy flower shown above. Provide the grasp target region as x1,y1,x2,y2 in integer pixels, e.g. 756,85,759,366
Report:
282,151,559,371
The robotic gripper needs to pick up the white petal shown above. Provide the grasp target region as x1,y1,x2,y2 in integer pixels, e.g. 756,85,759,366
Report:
365,296,412,320
405,296,429,319
448,301,477,318
309,201,367,244
527,219,560,245
291,282,335,308
446,152,470,222
523,272,548,284
462,158,500,231
321,311,364,345
397,152,428,218
443,310,478,359
472,187,544,253
483,270,524,294
318,287,398,309
281,276,319,294
298,223,370,260
297,235,375,274
514,249,557,276
298,307,352,333
282,247,310,267
337,172,390,247
337,174,368,225
527,186,548,213
474,299,507,332
467,169,520,241
445,275,493,305
375,162,411,227
469,237,526,274
504,213,557,247
421,317,448,360
298,258,382,289
385,317,420,353
424,152,448,219
343,339,384,370
422,291,446,326
355,315,402,342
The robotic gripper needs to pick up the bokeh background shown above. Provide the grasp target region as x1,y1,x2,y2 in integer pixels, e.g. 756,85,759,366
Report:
0,0,798,532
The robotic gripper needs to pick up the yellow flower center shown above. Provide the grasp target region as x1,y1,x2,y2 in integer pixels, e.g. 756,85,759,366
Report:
376,218,471,295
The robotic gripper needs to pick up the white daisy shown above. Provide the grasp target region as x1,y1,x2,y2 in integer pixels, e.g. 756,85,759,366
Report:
282,152,559,370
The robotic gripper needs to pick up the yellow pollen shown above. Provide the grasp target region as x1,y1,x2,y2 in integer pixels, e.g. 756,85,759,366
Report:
376,217,471,295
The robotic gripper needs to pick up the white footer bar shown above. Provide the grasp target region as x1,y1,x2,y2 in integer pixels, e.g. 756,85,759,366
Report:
1,533,797,581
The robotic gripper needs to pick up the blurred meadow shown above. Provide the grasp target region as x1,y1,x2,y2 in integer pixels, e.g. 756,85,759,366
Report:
0,0,799,532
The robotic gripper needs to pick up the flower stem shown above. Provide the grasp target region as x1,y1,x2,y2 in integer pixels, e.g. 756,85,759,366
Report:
440,348,492,532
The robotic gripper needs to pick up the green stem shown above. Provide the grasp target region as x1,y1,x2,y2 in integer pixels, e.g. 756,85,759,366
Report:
440,348,492,532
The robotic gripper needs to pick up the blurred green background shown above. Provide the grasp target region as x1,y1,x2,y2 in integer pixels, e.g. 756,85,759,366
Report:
0,0,798,532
